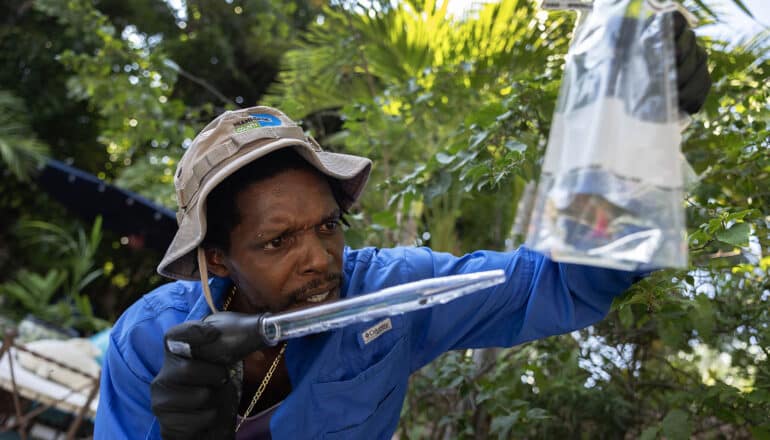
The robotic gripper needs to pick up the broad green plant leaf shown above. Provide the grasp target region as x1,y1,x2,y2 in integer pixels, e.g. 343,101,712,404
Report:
715,222,750,247
662,409,691,440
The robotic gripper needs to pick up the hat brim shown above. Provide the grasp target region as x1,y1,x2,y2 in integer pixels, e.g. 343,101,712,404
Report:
157,139,371,280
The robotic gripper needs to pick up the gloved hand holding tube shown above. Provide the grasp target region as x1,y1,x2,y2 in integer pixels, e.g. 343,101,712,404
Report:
150,317,252,440
150,270,505,439
164,312,271,365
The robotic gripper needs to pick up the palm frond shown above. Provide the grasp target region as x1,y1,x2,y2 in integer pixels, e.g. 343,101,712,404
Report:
268,0,573,116
737,27,770,58
0,91,49,180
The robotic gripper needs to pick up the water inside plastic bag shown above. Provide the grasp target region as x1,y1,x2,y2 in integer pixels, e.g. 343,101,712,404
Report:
525,0,687,271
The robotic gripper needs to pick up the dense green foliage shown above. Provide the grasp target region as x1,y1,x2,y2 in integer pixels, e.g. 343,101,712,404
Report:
0,0,320,322
0,0,767,437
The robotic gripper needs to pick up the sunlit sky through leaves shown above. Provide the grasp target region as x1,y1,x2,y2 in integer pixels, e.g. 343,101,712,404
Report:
694,0,770,42
163,0,768,44
444,0,769,42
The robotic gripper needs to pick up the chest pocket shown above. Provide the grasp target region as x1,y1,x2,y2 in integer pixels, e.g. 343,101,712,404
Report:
311,337,409,439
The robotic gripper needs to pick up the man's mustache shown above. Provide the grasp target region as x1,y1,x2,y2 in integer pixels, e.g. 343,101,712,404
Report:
287,272,343,302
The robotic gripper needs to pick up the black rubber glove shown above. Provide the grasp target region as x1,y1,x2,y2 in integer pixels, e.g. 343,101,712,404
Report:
673,11,711,114
150,321,242,440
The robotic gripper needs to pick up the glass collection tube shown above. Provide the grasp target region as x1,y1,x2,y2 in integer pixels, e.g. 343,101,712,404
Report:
259,269,506,345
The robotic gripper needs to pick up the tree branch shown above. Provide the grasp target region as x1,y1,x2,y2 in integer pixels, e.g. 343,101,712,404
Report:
174,64,238,107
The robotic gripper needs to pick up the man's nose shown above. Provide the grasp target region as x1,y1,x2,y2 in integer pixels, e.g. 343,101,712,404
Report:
298,231,332,274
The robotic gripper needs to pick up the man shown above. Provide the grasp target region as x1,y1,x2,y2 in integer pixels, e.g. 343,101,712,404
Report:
94,13,710,439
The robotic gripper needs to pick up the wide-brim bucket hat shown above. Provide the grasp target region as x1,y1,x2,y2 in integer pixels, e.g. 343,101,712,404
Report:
157,106,372,281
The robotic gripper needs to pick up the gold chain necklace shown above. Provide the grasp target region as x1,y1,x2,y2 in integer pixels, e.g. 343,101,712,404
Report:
224,285,288,433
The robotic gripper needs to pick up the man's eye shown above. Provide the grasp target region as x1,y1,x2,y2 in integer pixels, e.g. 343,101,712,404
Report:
263,236,285,250
321,220,340,232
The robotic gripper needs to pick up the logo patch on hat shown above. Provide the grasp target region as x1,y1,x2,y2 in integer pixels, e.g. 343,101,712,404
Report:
234,113,282,133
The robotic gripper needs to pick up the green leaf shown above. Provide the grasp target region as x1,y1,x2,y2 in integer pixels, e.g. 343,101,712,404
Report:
658,320,686,350
692,295,715,339
619,305,634,329
89,215,103,254
508,399,530,408
750,425,770,440
399,164,426,184
503,140,527,153
725,209,754,222
715,222,750,247
469,131,490,149
424,172,453,203
691,0,716,19
525,408,549,420
447,375,464,388
707,218,723,234
688,229,712,245
730,0,755,19
76,269,104,292
490,412,519,437
435,152,454,164
495,110,513,121
639,425,659,440
371,210,398,229
661,409,691,440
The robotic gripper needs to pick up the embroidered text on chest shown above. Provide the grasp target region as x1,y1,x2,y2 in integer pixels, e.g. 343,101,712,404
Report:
362,318,393,344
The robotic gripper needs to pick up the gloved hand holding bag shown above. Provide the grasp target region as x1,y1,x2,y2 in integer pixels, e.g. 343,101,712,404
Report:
526,0,711,270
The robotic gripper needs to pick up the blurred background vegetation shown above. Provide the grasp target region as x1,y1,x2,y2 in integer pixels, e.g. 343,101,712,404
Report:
0,0,768,438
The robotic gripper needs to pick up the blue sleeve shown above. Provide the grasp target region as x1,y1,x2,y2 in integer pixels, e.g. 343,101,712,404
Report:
93,315,164,440
93,278,231,439
404,246,641,371
94,332,161,439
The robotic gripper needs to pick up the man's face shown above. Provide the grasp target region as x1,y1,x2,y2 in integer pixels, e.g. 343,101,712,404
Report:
210,168,345,313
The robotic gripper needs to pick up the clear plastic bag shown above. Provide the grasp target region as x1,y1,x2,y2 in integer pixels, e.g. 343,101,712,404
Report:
525,0,687,271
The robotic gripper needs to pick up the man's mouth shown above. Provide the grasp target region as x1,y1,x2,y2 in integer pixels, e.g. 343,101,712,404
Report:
296,284,340,305
305,290,331,303
287,274,343,310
